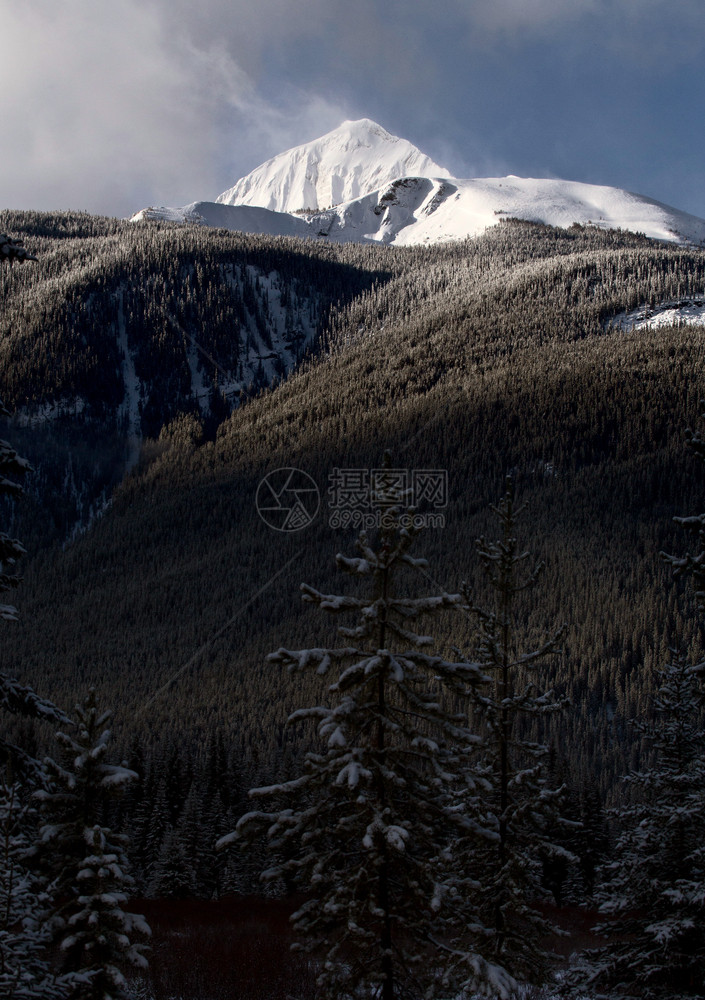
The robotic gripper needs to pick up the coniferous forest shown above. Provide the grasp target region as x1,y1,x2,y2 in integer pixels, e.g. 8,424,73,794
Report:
2,214,705,998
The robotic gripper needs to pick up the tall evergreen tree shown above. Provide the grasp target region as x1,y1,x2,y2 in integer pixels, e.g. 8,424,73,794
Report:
539,747,583,908
221,496,515,1000
0,778,68,999
35,690,150,1000
461,478,568,987
576,649,705,998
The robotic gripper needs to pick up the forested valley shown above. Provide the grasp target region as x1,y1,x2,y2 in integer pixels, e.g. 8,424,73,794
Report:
2,214,705,998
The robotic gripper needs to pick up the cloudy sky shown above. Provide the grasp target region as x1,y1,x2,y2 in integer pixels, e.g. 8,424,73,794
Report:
2,0,704,220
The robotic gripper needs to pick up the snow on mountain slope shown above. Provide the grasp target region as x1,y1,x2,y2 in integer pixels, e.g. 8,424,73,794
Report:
131,119,705,246
132,176,705,246
612,298,705,331
215,119,449,213
312,174,705,245
132,201,314,238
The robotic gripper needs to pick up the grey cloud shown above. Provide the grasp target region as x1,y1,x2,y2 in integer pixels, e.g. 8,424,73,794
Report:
0,0,349,215
1,2,231,213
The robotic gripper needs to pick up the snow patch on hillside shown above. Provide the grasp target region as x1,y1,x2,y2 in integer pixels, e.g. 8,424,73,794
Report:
130,201,315,239
187,344,210,410
116,292,142,471
212,264,318,398
612,298,705,331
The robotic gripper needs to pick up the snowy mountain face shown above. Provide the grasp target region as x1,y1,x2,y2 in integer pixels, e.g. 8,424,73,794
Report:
132,119,705,246
215,118,449,213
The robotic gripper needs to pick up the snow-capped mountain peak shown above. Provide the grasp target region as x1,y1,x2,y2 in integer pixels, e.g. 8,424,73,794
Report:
132,119,705,247
215,118,450,214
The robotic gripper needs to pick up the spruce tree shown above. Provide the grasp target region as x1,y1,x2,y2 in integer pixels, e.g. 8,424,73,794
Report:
0,778,68,999
35,690,150,1000
221,496,515,1000
460,478,568,987
539,748,582,908
58,823,150,1000
576,650,705,998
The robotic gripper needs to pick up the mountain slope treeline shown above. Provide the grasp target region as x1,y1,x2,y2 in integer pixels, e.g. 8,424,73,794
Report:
0,210,403,424
2,216,705,906
0,210,403,546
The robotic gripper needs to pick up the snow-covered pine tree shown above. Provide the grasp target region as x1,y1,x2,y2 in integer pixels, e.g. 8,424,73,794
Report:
59,823,151,1000
575,649,705,998
539,746,583,908
0,777,69,999
35,689,150,1000
221,496,515,1000
460,478,568,988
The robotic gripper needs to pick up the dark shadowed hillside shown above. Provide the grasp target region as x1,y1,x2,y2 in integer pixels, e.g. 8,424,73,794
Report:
2,217,705,818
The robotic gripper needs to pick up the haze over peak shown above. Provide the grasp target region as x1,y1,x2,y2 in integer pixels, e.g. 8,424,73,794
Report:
215,118,450,214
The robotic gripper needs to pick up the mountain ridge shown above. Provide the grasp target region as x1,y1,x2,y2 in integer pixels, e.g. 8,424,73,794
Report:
132,119,705,246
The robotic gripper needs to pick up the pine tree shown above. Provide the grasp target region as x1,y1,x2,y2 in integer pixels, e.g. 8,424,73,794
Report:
142,779,170,890
576,650,705,998
0,777,68,999
59,824,150,1000
221,497,515,1000
460,478,568,987
148,820,197,900
35,690,150,1000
